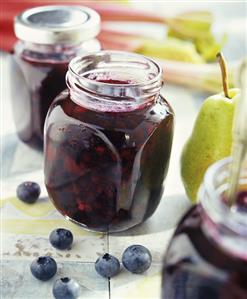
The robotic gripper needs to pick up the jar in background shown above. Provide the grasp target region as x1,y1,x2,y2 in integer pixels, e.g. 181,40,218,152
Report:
11,5,101,150
44,51,174,232
162,157,247,299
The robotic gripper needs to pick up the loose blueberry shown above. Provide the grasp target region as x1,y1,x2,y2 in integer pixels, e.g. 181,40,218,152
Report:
49,228,73,250
122,245,152,274
95,253,120,278
53,277,81,299
16,181,41,203
30,256,57,281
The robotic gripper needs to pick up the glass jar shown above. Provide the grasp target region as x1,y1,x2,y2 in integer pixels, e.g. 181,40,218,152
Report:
44,51,174,232
11,5,101,150
162,157,247,299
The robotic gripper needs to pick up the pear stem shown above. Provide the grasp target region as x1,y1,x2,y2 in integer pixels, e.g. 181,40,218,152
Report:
217,52,230,98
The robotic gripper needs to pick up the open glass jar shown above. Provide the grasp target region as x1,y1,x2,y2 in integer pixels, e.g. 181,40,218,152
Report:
44,51,174,232
162,157,247,299
11,5,101,150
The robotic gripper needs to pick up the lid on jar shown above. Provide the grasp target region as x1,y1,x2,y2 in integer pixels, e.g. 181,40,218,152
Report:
14,5,101,44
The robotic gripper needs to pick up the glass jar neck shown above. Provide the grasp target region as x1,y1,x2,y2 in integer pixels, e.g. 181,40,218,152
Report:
15,40,101,63
199,157,247,259
17,40,85,54
66,51,163,112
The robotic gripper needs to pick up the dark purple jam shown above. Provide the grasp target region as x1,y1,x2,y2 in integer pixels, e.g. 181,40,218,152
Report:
44,79,174,232
162,204,247,299
235,191,247,213
11,49,70,150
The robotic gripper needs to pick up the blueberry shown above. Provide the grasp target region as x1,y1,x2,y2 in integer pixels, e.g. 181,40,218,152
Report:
49,228,73,250
122,245,152,274
30,256,57,281
95,253,120,278
53,277,81,299
16,181,41,203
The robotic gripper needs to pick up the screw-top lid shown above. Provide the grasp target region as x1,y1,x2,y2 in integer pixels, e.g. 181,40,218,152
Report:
14,5,101,45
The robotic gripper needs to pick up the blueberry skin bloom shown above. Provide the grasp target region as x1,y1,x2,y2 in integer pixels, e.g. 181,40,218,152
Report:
16,181,41,203
30,256,57,281
122,245,152,274
95,253,120,278
49,228,73,250
53,277,81,299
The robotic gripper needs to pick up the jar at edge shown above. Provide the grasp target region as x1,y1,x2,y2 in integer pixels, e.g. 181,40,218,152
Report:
10,5,101,150
162,157,247,299
44,51,174,232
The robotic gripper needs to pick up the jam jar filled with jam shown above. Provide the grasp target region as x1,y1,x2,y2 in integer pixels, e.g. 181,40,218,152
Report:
44,51,174,232
11,5,101,150
162,157,247,299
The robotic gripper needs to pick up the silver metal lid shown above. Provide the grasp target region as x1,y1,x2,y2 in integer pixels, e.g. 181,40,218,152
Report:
14,5,101,44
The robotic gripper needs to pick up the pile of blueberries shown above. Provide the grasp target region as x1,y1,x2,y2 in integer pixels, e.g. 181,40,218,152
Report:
17,182,153,299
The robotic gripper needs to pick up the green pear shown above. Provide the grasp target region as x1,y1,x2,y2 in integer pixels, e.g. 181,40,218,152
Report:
181,53,240,202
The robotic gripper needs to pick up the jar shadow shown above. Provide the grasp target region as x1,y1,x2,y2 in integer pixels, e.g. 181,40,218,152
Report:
110,194,191,236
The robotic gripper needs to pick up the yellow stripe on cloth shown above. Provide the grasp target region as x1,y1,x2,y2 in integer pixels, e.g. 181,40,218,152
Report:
2,219,102,237
1,197,54,217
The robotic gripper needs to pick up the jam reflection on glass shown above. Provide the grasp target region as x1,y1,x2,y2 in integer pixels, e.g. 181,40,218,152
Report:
162,191,247,299
44,77,174,232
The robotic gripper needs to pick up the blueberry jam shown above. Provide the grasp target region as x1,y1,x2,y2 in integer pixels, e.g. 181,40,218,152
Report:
162,201,247,299
235,191,247,213
10,48,71,150
11,6,101,150
44,67,174,232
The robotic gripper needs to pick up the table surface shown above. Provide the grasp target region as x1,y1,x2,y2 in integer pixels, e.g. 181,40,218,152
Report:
1,3,246,299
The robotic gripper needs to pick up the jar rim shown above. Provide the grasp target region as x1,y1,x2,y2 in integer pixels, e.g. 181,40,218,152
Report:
200,156,247,236
66,50,163,112
68,50,162,87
